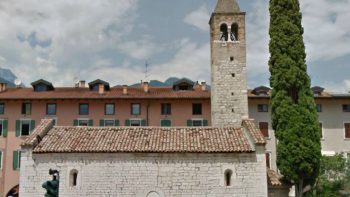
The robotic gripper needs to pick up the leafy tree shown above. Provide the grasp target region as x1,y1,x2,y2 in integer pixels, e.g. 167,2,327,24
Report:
268,0,322,196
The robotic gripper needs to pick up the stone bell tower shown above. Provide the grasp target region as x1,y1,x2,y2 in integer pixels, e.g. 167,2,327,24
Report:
210,0,249,127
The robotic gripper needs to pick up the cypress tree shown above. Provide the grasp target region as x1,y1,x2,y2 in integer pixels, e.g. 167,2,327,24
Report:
268,0,321,196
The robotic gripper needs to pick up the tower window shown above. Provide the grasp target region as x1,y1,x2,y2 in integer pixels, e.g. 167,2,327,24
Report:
231,23,239,41
230,56,234,61
224,169,233,186
220,24,228,41
231,73,235,77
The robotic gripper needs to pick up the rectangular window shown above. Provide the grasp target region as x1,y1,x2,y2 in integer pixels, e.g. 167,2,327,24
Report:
160,119,171,127
192,120,203,127
259,122,269,138
131,104,141,115
161,103,171,115
79,104,89,115
13,150,21,170
316,104,322,112
192,103,202,115
258,104,268,112
46,103,57,115
105,104,115,115
345,123,350,139
130,119,141,126
320,123,323,139
21,120,31,136
78,119,89,126
343,104,350,112
104,119,115,127
266,152,271,168
21,103,32,115
0,103,4,114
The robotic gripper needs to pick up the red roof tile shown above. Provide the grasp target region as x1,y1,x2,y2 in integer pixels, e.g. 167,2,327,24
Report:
242,119,266,145
0,87,210,100
30,126,254,153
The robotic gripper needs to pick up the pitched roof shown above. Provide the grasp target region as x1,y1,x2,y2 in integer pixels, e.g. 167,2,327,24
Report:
267,168,291,187
214,0,240,13
88,79,110,90
0,86,210,100
31,79,54,90
23,119,266,154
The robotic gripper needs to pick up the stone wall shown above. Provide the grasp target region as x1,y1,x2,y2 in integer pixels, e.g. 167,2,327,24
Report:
20,150,267,197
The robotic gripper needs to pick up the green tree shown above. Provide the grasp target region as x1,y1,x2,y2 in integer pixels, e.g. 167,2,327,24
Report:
268,0,322,196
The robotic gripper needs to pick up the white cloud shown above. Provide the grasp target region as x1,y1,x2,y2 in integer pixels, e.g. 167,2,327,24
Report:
0,0,139,86
118,37,162,60
323,79,350,93
184,4,210,31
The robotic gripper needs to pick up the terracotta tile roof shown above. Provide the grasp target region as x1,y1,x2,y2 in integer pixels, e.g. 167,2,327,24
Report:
242,119,266,145
0,87,210,100
21,119,54,147
31,126,254,153
267,168,291,187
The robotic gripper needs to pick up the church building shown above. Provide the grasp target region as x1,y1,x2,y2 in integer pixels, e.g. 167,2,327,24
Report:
18,1,278,196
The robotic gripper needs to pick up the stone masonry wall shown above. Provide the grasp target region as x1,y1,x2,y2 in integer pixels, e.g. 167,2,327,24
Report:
210,14,249,128
20,150,267,197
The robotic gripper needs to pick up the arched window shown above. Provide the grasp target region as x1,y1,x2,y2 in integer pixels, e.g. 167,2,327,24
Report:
220,24,228,41
231,23,239,41
70,169,78,187
224,169,233,186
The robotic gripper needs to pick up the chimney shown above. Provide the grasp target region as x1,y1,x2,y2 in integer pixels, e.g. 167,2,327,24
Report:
0,83,7,92
122,85,128,95
200,81,207,91
76,80,86,88
143,81,149,93
98,84,105,95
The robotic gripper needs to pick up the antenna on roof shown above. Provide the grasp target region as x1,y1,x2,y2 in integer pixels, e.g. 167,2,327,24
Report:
144,61,151,81
14,78,22,87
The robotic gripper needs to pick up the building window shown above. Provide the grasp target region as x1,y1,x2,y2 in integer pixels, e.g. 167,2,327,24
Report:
230,23,239,41
0,120,7,137
46,103,57,115
257,104,268,112
160,119,171,127
345,123,350,139
104,119,115,127
316,104,322,112
0,103,4,114
130,119,141,126
266,152,271,168
78,119,89,126
224,169,233,186
187,119,208,127
259,122,269,138
220,23,228,41
320,123,323,139
13,150,21,170
0,120,3,136
20,120,32,136
105,104,115,115
192,103,202,115
131,104,141,115
343,104,350,112
79,104,89,115
125,119,146,126
70,169,78,187
21,103,32,115
161,103,171,115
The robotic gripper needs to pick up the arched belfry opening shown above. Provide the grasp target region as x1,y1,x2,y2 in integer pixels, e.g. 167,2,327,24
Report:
231,23,239,41
220,23,228,41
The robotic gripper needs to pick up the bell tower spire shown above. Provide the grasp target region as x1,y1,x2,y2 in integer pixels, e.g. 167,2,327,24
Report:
209,0,248,127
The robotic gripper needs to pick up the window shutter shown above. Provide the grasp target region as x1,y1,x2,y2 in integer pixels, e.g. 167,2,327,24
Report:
99,119,105,127
13,151,18,170
187,120,193,127
203,120,208,126
125,119,130,126
30,120,36,133
161,120,166,126
15,120,21,137
3,120,8,137
73,119,78,126
88,120,93,126
259,122,269,138
115,120,119,126
141,120,146,126
161,120,171,127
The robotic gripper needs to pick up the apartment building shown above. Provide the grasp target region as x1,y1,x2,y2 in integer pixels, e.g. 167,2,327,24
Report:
0,78,349,196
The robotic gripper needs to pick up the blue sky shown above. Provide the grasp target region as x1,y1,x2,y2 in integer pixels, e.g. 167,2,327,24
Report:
0,0,349,92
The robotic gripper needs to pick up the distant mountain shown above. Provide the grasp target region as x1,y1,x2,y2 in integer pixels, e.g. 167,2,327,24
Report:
0,68,19,87
131,77,183,87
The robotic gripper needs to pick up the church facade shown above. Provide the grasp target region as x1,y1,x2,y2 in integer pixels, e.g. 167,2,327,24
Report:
19,0,271,196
